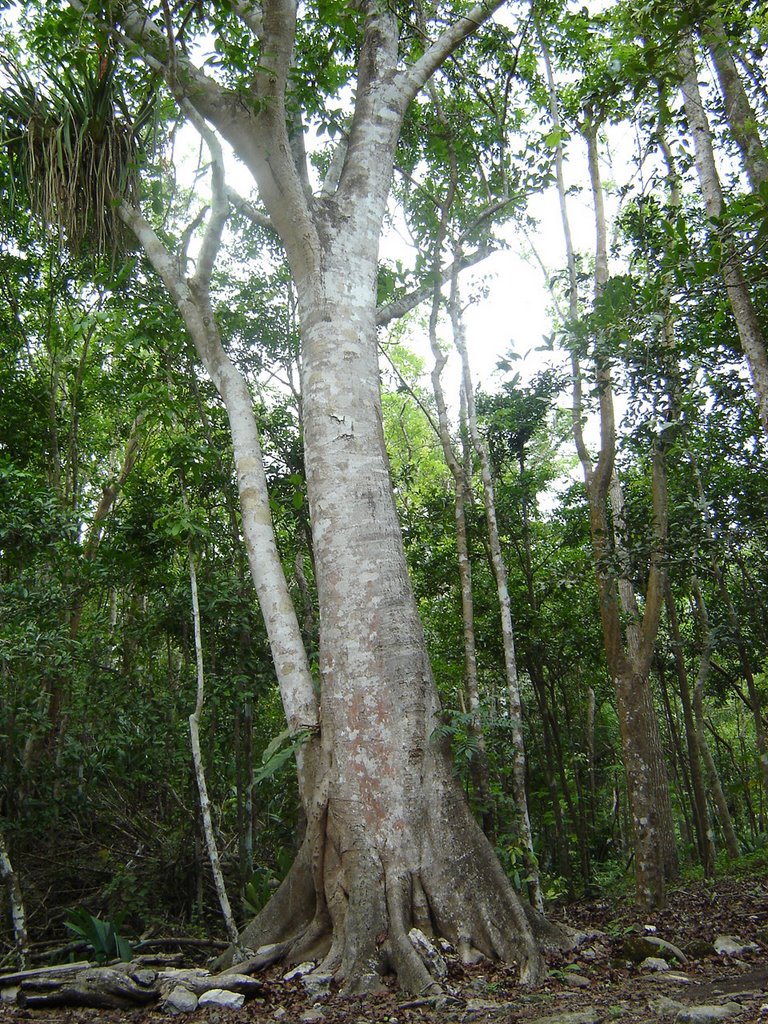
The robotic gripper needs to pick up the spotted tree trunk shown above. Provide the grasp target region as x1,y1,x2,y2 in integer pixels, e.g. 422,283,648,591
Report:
234,229,564,991
107,0,573,992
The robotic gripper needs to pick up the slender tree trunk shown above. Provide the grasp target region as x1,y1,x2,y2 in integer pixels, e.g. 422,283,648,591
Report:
431,367,494,834
449,272,542,913
703,16,768,190
679,34,768,433
527,660,574,890
656,660,694,853
665,588,715,874
690,460,768,801
539,23,677,905
186,538,240,947
691,582,741,860
118,195,320,811
591,122,677,903
424,132,494,836
0,826,28,968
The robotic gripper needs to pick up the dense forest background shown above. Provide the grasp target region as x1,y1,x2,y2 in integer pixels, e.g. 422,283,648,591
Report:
1,0,768,965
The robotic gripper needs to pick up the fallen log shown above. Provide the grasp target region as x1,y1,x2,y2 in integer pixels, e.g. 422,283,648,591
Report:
17,965,159,1010
0,960,93,987
134,936,228,952
2,945,278,1010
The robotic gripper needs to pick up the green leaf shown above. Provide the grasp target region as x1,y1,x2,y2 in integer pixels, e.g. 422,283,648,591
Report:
253,743,296,785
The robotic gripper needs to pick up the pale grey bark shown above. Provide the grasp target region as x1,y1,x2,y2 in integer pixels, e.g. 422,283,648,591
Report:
427,277,493,833
94,0,570,990
679,35,768,433
0,826,28,968
187,539,240,947
449,271,542,913
703,17,768,191
421,88,494,833
117,134,320,775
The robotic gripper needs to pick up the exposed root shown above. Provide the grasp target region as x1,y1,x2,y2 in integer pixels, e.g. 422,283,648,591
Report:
222,762,566,994
383,867,438,996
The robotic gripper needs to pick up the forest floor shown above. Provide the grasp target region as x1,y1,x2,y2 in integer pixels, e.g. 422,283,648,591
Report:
2,874,768,1024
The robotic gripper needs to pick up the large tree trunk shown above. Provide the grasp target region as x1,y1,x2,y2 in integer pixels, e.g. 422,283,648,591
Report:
110,0,574,991
238,228,555,992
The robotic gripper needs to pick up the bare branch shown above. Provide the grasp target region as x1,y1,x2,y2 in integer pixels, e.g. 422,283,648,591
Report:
320,136,349,197
397,0,507,111
226,187,276,232
376,246,492,327
181,100,229,292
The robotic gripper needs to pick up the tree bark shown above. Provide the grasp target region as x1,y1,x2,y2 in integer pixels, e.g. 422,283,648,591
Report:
428,295,494,836
118,183,320,809
690,581,741,860
538,35,677,902
449,273,542,912
664,587,715,875
702,16,768,191
679,34,768,434
99,0,577,992
0,827,28,969
186,535,240,947
423,103,494,835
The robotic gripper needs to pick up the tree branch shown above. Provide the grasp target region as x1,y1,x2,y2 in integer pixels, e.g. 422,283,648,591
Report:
230,0,264,39
396,0,507,111
376,245,492,327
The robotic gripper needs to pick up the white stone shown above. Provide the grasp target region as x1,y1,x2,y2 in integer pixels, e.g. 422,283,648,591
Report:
283,962,316,982
198,988,246,1010
299,1008,326,1023
530,1010,602,1024
642,956,671,972
675,1003,744,1023
563,973,591,988
300,972,333,1001
163,986,199,1014
408,927,448,979
714,934,758,956
465,998,509,1016
649,995,686,1017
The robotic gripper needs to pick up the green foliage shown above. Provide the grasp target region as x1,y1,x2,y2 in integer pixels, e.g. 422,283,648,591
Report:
64,908,133,964
0,49,140,255
253,728,311,787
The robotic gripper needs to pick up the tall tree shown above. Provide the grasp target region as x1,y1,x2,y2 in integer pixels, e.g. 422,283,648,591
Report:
28,0,573,991
536,16,678,907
